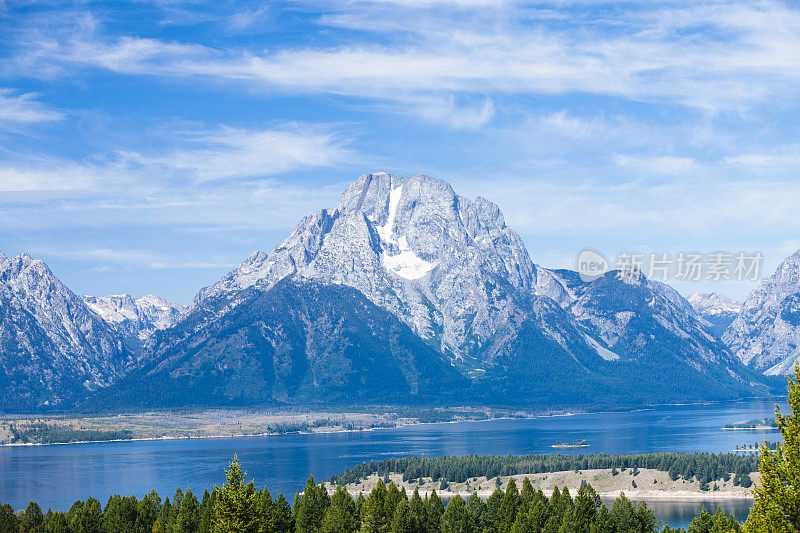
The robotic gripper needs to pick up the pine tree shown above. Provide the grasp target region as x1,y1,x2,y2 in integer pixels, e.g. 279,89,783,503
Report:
688,507,713,533
571,484,601,533
484,488,504,533
176,488,200,532
321,486,359,533
135,490,161,533
427,490,445,533
0,503,20,533
499,479,519,533
609,493,636,532
20,501,44,533
263,494,293,533
442,495,472,533
519,478,534,505
294,476,330,533
745,362,800,532
43,510,69,533
389,499,417,533
466,492,486,532
212,456,258,533
409,489,427,531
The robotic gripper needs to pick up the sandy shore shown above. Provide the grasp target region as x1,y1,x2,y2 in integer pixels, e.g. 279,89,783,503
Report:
337,469,758,501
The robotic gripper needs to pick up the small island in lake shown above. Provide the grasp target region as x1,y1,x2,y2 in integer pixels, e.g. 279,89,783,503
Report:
551,439,588,448
724,418,778,430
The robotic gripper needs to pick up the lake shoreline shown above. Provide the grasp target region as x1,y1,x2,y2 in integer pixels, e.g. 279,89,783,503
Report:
0,397,781,447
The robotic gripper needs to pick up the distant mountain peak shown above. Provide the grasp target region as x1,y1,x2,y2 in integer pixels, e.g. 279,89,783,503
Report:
0,251,132,409
724,248,800,372
688,292,742,316
191,172,550,362
82,293,187,342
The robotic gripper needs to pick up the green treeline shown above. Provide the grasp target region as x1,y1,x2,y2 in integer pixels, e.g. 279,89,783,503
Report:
724,419,777,429
331,452,758,488
8,423,134,444
0,457,739,533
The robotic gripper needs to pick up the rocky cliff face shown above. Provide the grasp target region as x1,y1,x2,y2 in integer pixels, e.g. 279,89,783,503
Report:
724,250,800,375
192,172,584,368
0,252,132,408
553,270,740,372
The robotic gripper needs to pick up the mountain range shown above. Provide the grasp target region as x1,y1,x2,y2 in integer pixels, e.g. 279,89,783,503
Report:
0,173,794,411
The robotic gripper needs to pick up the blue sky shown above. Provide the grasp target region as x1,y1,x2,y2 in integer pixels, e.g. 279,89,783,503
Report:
2,0,800,304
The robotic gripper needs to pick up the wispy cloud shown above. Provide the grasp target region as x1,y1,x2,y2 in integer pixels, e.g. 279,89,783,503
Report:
11,1,800,111
613,154,698,176
121,125,353,182
0,88,63,126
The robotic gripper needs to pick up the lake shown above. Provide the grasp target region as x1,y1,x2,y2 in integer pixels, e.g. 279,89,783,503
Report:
0,399,787,529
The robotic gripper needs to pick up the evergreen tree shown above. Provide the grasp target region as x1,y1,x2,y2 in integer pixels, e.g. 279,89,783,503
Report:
362,481,392,533
519,478,535,505
409,489,427,532
294,476,330,533
688,507,713,533
199,490,215,533
570,484,601,533
263,494,293,533
212,456,258,533
0,503,19,533
385,483,403,523
745,362,800,532
498,480,519,533
134,490,161,533
427,490,445,533
389,499,418,533
20,501,44,533
43,510,69,533
710,507,740,533
442,495,472,533
609,493,637,532
321,486,359,533
633,501,660,532
175,488,200,533
466,492,486,532
484,488,504,533
71,497,103,533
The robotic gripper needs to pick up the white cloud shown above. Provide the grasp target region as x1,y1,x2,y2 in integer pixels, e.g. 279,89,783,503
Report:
724,146,800,168
0,88,63,125
11,1,800,111
122,125,353,182
613,154,697,175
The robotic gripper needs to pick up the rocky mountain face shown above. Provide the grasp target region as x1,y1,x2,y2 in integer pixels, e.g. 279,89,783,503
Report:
191,173,590,370
724,250,800,375
688,292,742,337
82,294,186,347
551,271,728,366
147,172,763,408
85,278,468,409
0,251,132,409
0,173,778,410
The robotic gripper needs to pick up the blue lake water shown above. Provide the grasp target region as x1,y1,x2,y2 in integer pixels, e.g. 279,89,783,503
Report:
0,399,788,529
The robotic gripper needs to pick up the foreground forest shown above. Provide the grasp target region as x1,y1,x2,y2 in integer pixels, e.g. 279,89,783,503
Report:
0,460,732,533
1,365,798,532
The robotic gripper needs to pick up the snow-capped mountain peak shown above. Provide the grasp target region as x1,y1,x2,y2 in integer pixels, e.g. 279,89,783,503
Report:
688,292,743,316
82,293,187,340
